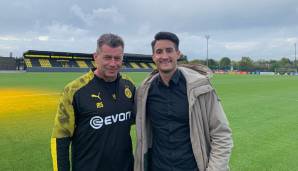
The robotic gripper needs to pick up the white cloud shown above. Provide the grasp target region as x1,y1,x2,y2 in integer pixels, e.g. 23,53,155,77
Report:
70,5,125,26
136,23,152,35
285,37,298,44
0,36,19,41
224,42,259,51
0,44,15,50
0,0,298,59
37,36,49,41
46,22,88,37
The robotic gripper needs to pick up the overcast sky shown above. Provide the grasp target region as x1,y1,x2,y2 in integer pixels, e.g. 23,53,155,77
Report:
1,0,298,60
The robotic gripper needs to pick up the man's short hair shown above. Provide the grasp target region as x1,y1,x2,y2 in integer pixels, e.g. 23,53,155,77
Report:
97,33,124,52
151,31,179,52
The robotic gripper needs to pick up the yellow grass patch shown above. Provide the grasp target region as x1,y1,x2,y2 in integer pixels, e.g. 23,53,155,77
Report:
0,88,60,118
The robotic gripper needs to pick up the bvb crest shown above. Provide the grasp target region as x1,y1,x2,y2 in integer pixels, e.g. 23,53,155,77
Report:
124,87,132,99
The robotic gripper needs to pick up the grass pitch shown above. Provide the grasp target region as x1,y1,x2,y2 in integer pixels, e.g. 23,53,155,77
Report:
0,72,297,171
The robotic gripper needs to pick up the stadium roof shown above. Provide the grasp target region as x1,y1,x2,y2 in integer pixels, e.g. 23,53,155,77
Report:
23,50,187,62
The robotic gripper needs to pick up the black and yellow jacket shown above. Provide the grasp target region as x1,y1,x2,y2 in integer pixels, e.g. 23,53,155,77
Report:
51,69,135,171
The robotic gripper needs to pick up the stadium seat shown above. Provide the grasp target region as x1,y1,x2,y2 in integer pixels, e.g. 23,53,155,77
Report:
76,60,88,68
39,59,52,67
140,62,149,69
130,62,140,69
148,63,157,69
24,59,32,68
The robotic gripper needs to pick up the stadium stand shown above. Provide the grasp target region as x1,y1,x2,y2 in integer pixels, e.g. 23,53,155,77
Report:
0,57,16,70
39,59,52,67
76,60,89,68
30,58,41,67
23,50,187,72
129,62,141,69
24,58,32,68
140,62,150,69
148,63,157,69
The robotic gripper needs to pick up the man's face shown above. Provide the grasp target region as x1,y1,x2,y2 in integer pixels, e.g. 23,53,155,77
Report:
93,44,123,81
152,40,180,74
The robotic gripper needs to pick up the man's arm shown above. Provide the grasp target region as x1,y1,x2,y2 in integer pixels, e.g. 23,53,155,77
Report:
206,91,233,171
51,88,76,171
51,137,71,171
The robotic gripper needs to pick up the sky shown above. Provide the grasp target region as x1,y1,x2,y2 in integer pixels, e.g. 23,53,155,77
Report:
0,0,298,61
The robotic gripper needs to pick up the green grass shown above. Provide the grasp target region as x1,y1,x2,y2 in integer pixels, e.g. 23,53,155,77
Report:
0,72,149,90
213,75,298,171
0,72,297,171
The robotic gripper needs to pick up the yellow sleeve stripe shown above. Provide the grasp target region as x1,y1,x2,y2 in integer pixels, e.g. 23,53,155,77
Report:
121,74,135,85
51,138,58,171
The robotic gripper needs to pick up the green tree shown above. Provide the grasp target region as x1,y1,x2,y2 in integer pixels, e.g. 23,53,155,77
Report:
269,60,279,72
239,56,254,71
278,57,292,68
188,59,205,65
231,60,239,70
207,59,219,70
219,57,231,70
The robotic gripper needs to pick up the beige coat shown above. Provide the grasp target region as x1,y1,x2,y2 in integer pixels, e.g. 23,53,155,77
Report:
134,65,233,171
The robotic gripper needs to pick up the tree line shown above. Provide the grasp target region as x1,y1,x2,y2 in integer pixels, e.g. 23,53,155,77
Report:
186,56,298,72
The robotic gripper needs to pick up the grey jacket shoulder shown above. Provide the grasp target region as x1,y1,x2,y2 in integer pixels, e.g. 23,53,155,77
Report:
141,64,212,85
178,64,214,93
179,63,213,78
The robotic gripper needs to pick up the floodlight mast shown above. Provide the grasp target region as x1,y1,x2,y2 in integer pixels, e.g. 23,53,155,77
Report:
295,43,297,72
205,35,210,67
